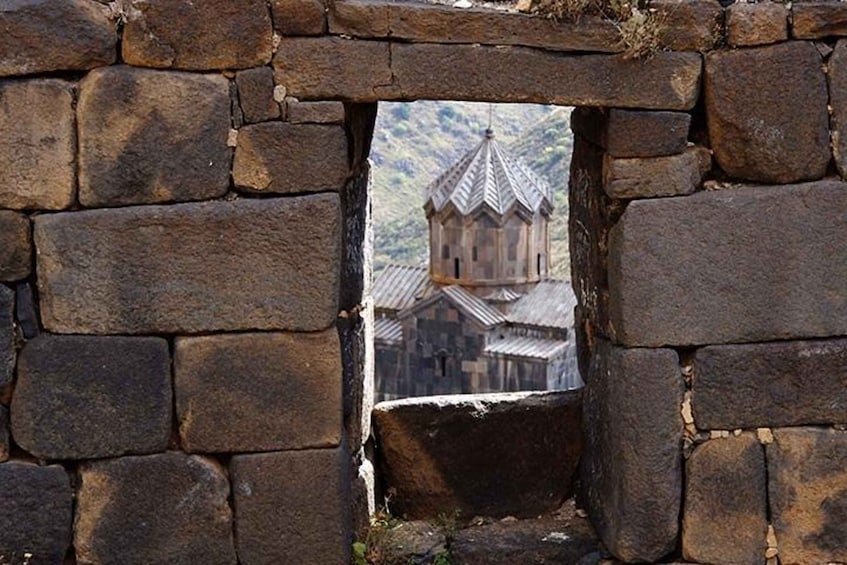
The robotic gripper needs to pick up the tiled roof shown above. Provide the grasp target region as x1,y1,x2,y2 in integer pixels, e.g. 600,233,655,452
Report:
507,280,576,329
484,335,569,361
374,317,403,345
440,285,508,328
373,264,433,312
481,287,522,303
424,129,553,220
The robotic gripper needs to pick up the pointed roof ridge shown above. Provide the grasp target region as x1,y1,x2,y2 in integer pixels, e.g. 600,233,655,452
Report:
424,130,553,220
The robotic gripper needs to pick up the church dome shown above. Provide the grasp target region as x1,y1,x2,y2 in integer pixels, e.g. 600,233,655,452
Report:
424,129,553,222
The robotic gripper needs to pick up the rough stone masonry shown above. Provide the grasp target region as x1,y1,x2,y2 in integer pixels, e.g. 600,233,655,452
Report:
0,0,846,563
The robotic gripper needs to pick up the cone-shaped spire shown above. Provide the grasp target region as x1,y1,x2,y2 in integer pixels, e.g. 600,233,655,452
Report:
423,129,553,221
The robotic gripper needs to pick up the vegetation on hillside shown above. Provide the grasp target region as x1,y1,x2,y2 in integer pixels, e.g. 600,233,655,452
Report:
371,101,574,279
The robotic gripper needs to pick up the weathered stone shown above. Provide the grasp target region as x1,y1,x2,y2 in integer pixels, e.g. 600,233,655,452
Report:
0,212,30,281
608,180,847,346
77,66,231,207
275,37,393,100
826,40,847,178
276,38,702,110
792,2,847,39
451,503,600,565
682,434,768,564
352,456,376,540
0,286,13,389
378,521,447,565
0,462,72,563
726,2,788,47
580,340,682,562
652,0,723,52
231,448,349,565
704,42,829,183
391,44,701,110
768,428,847,564
0,79,75,210
0,406,7,463
76,452,236,565
693,339,847,429
374,391,582,520
286,99,346,124
233,123,349,193
35,194,341,334
603,146,710,199
0,0,116,77
329,0,622,53
175,330,342,453
11,335,171,460
271,0,327,35
604,109,691,158
236,67,280,124
14,283,38,340
122,0,272,70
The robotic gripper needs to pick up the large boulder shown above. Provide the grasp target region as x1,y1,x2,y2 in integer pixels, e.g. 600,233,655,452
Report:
374,391,582,520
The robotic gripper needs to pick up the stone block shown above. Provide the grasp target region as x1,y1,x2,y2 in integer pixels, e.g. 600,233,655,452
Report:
450,503,600,565
271,0,327,35
286,99,346,124
704,41,829,183
275,37,393,100
76,452,236,565
726,2,788,47
0,285,13,388
329,0,621,53
580,339,683,563
682,434,768,564
374,391,582,520
652,0,723,52
14,283,39,340
693,339,847,429
602,146,710,199
77,66,231,207
11,335,171,460
768,428,847,564
390,43,702,110
122,0,272,70
377,521,447,565
826,40,847,178
604,109,691,158
0,462,72,563
0,406,7,463
792,2,847,39
608,180,847,347
35,194,341,334
233,123,348,193
175,330,342,453
0,79,75,210
0,0,115,77
0,212,30,282
235,67,280,124
231,448,349,565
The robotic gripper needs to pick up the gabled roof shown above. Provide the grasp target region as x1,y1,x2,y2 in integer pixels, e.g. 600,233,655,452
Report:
399,284,507,329
424,129,553,222
507,280,576,329
373,264,434,312
484,335,569,361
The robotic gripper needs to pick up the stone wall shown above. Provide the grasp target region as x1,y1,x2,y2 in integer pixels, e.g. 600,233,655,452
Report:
1,0,847,563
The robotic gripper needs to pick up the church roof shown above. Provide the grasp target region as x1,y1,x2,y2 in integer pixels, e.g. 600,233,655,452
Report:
423,129,553,221
399,284,507,329
374,317,403,345
485,335,569,361
373,264,433,312
507,280,576,329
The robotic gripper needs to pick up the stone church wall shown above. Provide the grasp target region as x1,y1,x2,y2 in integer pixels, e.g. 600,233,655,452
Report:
0,0,846,563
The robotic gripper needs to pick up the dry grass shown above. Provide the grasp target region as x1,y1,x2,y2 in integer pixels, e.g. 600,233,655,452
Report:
520,0,666,59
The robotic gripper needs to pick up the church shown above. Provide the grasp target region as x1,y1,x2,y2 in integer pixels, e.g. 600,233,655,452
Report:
374,128,581,401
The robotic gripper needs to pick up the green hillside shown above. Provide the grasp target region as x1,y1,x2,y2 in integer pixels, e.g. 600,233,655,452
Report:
371,101,574,279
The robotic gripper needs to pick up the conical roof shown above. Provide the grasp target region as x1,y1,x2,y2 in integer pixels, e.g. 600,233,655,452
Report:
424,129,553,221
